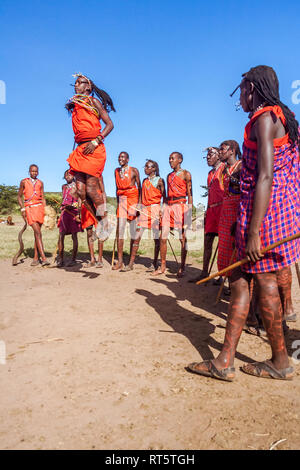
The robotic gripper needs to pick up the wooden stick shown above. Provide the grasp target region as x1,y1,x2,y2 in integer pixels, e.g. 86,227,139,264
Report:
295,262,300,288
214,248,236,305
168,239,179,267
196,232,300,285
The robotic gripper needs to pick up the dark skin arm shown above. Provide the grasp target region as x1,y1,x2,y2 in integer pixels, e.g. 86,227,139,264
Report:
131,167,142,205
158,177,166,218
157,177,166,201
246,112,276,262
184,170,193,206
83,97,114,155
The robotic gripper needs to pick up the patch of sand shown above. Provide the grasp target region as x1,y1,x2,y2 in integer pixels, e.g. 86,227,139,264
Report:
0,257,299,450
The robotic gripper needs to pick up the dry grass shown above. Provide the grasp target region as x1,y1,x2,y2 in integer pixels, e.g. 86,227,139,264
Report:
0,215,206,265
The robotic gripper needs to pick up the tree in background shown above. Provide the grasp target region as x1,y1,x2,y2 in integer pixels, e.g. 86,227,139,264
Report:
0,185,18,214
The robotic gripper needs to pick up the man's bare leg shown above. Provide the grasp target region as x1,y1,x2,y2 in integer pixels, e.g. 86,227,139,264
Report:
277,266,295,321
153,237,168,275
69,233,78,265
32,222,49,265
125,227,143,270
188,268,250,377
177,230,187,277
96,240,104,267
112,219,125,270
57,233,65,267
153,238,160,269
86,228,96,266
254,272,289,368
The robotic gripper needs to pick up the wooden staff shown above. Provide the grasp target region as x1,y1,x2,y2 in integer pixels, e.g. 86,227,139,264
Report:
167,239,179,268
12,220,27,265
295,262,300,288
214,248,236,305
196,232,300,285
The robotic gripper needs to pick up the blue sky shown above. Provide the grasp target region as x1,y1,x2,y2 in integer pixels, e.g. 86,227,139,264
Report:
1,0,300,204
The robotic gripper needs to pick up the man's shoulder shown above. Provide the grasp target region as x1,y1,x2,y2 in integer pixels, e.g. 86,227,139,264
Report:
183,169,191,179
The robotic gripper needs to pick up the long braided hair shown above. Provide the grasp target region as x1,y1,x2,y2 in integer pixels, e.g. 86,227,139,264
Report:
66,74,116,113
243,66,299,145
220,140,241,159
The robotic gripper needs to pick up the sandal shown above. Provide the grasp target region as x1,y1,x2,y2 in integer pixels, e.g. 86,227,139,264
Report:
243,323,260,336
241,360,294,380
41,259,50,267
96,261,104,268
121,265,134,272
187,360,235,382
84,261,96,268
30,260,39,266
284,313,297,322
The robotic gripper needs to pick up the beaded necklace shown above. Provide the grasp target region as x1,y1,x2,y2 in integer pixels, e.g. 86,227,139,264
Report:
221,160,240,186
67,94,99,118
120,165,130,179
148,175,160,188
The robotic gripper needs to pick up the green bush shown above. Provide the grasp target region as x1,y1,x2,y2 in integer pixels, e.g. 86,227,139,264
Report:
0,185,18,214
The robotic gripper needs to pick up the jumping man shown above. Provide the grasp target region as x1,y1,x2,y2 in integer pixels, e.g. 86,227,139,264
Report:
66,73,115,240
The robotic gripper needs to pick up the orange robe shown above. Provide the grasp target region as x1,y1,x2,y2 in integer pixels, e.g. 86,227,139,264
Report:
115,167,139,221
80,187,106,230
67,98,106,177
162,171,189,229
80,205,97,230
23,178,45,226
138,177,162,230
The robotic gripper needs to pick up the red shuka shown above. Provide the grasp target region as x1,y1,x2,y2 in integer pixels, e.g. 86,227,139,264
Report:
23,178,44,226
67,98,106,178
139,178,162,230
115,167,139,220
162,170,189,229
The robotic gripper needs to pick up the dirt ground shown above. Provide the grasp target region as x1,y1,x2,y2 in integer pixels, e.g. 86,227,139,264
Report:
0,254,300,450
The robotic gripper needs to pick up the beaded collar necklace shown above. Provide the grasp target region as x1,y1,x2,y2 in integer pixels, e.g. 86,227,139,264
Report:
120,165,129,179
67,94,99,118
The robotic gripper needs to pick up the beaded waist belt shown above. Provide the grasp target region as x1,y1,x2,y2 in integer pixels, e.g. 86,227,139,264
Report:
25,203,43,208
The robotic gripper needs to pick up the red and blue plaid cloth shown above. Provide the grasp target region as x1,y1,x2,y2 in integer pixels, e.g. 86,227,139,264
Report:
236,137,300,273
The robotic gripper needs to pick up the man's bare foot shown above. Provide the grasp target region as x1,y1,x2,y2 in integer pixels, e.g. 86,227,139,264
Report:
152,267,166,276
177,268,186,278
112,262,123,271
121,265,134,272
84,260,96,268
187,360,235,382
30,259,39,266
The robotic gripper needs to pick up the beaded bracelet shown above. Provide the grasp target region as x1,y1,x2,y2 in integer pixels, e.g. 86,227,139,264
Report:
96,134,104,144
21,208,26,212
91,139,99,147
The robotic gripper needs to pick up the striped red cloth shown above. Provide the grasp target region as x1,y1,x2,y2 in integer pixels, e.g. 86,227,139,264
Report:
236,106,300,273
217,161,241,272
